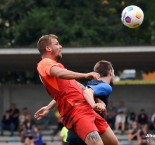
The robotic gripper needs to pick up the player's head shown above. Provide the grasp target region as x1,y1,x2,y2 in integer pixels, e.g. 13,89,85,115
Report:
93,60,114,82
37,34,62,60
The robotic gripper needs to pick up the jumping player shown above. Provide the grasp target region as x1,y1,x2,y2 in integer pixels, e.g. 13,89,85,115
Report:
35,34,119,145
67,60,115,145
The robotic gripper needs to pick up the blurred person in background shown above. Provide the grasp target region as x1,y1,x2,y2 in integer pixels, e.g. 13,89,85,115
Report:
58,126,68,145
0,110,15,136
9,103,20,131
137,124,150,145
127,112,137,129
33,127,43,145
19,107,30,142
106,101,117,130
137,109,148,125
127,121,139,145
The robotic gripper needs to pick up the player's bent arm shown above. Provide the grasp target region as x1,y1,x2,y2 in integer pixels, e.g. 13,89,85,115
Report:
50,66,99,80
94,98,106,113
83,88,96,109
95,98,106,107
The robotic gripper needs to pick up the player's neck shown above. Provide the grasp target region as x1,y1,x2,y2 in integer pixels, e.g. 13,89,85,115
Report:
42,53,57,61
98,77,111,84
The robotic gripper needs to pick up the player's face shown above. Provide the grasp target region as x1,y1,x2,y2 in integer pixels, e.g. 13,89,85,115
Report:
50,38,62,60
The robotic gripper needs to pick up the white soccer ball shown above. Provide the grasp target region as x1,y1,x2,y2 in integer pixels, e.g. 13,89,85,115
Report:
121,5,144,28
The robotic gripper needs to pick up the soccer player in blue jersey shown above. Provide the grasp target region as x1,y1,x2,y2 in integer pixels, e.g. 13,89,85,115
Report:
67,60,115,145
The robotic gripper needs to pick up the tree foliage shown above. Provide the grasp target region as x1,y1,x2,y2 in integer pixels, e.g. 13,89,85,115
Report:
0,0,154,47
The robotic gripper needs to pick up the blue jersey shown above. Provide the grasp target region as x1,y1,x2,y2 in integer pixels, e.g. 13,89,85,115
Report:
86,80,112,106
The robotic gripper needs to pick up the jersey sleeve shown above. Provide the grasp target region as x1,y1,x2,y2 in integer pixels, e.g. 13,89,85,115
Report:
87,83,112,97
44,59,60,76
37,58,63,77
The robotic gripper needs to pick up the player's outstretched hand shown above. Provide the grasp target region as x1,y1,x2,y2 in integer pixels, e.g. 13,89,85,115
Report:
34,106,49,120
93,103,106,114
86,72,100,80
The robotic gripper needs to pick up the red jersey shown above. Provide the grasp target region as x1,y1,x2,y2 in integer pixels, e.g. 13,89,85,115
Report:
37,58,86,117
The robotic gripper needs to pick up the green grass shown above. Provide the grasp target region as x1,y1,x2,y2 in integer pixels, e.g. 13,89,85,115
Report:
114,80,155,85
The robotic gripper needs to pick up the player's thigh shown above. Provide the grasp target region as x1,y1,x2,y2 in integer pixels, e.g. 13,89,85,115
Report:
85,130,103,145
100,126,119,145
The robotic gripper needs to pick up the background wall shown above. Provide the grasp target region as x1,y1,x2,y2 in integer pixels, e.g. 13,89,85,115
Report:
0,84,154,120
111,84,155,118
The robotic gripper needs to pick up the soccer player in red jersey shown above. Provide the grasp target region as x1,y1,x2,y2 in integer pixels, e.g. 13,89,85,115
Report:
35,34,119,145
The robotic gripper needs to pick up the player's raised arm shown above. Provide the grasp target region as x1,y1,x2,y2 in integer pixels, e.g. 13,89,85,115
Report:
50,66,100,80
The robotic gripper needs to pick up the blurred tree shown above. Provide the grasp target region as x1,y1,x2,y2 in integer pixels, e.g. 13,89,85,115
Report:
0,0,154,47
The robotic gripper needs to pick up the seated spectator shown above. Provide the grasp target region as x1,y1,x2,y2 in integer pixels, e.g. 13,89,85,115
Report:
106,101,117,130
0,110,15,136
115,111,126,134
127,121,139,145
117,100,128,128
137,109,148,125
33,127,43,145
151,112,155,123
58,126,68,145
9,103,20,131
137,124,150,145
127,112,137,129
23,114,35,143
149,113,155,132
19,107,29,125
24,122,34,145
19,107,29,142
149,120,155,132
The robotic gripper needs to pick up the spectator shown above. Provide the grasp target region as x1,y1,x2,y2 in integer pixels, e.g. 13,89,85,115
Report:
9,103,20,131
137,109,148,125
0,110,15,136
23,114,35,143
151,112,155,123
33,127,43,145
149,112,155,132
24,122,34,145
127,112,137,129
115,111,126,134
127,121,139,145
149,120,155,132
106,101,117,130
58,126,68,145
19,107,29,125
19,107,29,142
137,124,150,145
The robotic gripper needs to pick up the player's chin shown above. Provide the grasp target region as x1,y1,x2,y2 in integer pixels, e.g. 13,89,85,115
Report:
57,54,62,60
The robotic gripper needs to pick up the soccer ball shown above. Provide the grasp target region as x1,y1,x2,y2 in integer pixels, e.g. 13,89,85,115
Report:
121,5,144,28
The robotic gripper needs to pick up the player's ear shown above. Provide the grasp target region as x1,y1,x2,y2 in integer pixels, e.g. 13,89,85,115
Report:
109,69,114,77
45,46,52,52
109,69,112,76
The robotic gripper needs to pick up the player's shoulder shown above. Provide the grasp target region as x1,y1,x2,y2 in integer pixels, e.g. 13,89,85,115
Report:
87,80,110,88
87,80,103,85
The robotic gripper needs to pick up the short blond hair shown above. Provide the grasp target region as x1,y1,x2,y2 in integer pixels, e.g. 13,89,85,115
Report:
37,34,58,55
